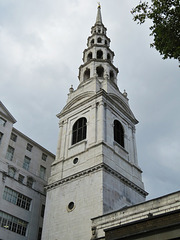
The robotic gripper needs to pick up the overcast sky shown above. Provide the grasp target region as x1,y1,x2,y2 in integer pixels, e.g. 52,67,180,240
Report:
1,0,179,200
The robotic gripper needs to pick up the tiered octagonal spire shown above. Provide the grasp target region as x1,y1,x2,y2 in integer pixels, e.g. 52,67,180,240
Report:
78,5,119,87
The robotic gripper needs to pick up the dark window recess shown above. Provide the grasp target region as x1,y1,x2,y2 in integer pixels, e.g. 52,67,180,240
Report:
73,158,78,164
10,133,17,142
96,66,104,78
87,52,92,61
97,37,102,43
41,204,45,218
38,227,42,240
72,118,87,145
0,132,3,144
26,143,33,152
91,39,94,46
97,50,103,59
18,174,24,183
68,202,74,211
42,153,47,161
84,68,90,81
110,70,114,81
107,53,111,60
114,120,124,148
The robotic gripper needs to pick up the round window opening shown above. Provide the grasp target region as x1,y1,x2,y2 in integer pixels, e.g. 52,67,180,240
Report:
68,202,75,211
73,158,78,164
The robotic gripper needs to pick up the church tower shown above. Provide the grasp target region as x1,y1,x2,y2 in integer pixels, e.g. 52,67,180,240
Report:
42,5,147,240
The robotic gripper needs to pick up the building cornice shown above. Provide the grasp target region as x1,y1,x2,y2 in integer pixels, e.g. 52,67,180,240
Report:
46,162,147,197
12,128,55,158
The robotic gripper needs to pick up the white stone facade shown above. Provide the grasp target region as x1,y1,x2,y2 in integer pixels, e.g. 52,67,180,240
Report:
0,101,55,240
42,6,147,240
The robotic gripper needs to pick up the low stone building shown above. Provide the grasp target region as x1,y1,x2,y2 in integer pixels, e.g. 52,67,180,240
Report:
0,101,55,240
91,191,180,239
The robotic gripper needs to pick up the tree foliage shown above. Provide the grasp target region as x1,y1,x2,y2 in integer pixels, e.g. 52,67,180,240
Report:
131,0,180,65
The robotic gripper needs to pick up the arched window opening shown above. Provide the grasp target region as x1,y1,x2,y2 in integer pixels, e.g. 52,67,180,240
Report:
97,50,103,59
8,167,16,178
114,120,124,147
91,39,94,46
96,66,104,78
105,40,107,45
72,118,87,145
98,28,101,33
87,52,92,61
84,68,90,81
107,53,111,60
97,37,102,43
27,177,34,188
110,70,114,81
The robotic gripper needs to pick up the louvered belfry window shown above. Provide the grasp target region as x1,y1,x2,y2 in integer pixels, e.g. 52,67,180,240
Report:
114,120,124,148
72,118,87,145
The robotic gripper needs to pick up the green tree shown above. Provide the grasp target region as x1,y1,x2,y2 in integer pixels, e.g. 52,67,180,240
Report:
131,0,180,65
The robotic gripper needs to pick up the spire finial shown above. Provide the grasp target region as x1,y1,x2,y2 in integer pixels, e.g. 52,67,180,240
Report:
96,2,102,24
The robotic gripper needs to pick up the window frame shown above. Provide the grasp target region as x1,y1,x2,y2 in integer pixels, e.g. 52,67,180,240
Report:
0,117,6,127
6,145,15,161
40,165,46,180
3,186,31,211
10,133,17,142
0,210,28,236
114,120,125,148
23,156,31,171
26,143,33,152
0,132,3,144
72,117,87,145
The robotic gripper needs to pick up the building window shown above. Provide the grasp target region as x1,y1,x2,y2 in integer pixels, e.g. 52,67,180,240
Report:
0,117,6,126
10,133,17,142
84,68,90,81
42,153,47,161
0,132,3,144
18,174,24,183
110,70,115,81
6,145,14,161
96,66,104,77
27,177,34,188
8,167,16,178
91,39,94,46
26,143,33,152
107,53,111,60
87,52,92,61
0,210,28,236
67,202,75,212
73,158,78,164
41,204,45,218
97,37,102,43
97,50,103,59
72,117,87,145
3,186,31,211
23,156,31,171
40,166,46,180
38,227,42,240
114,120,124,148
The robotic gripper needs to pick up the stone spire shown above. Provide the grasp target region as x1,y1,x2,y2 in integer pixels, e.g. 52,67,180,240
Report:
96,3,102,24
78,4,119,88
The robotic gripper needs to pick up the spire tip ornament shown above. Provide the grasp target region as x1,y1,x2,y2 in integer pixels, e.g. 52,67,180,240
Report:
97,2,101,8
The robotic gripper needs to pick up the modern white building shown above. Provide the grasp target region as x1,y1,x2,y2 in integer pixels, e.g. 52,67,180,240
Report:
42,5,147,240
0,101,55,240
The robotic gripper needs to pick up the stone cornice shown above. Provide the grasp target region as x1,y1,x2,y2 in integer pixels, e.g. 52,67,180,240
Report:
46,163,148,197
57,89,137,125
79,59,119,73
